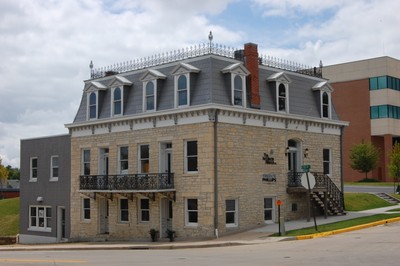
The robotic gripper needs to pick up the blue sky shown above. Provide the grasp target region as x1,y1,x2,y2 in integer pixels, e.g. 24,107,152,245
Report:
1,0,400,167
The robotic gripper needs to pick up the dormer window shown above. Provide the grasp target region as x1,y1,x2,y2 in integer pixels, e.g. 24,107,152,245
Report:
171,63,200,108
89,92,97,119
234,75,244,106
108,76,132,117
85,81,107,120
267,72,291,113
140,69,166,112
278,84,287,111
221,63,250,107
312,81,333,119
113,87,122,116
145,81,155,111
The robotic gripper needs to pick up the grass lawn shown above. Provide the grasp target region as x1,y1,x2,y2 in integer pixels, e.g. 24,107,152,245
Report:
344,192,393,211
280,213,400,236
0,197,19,236
345,182,394,187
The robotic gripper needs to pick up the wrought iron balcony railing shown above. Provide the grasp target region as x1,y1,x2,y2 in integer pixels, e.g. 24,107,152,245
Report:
287,171,326,188
79,173,174,191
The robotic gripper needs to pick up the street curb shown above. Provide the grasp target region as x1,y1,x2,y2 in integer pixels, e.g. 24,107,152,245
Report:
296,217,400,240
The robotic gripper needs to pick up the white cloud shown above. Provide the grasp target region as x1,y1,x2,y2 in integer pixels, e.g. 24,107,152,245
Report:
1,0,400,167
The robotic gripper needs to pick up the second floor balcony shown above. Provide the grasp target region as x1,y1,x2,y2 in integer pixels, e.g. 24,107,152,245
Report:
79,173,174,192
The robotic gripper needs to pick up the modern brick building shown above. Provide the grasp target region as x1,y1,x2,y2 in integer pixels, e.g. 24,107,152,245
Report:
20,41,347,243
323,57,400,182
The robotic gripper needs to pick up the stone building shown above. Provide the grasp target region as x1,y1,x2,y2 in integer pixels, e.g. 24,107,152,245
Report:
64,42,347,241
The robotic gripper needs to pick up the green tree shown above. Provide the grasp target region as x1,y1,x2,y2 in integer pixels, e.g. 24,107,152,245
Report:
6,165,20,180
0,157,9,198
388,142,400,193
349,141,379,180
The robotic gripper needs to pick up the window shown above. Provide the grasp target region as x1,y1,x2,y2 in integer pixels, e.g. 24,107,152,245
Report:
113,87,122,116
233,75,244,106
82,198,91,220
139,144,149,173
264,198,274,222
322,92,331,118
278,83,287,112
185,140,198,173
119,146,128,174
323,149,331,175
225,199,238,227
185,198,198,226
139,198,150,222
177,75,189,107
119,198,129,222
371,105,400,119
82,149,90,175
29,206,52,231
144,81,155,111
30,157,38,181
88,92,97,119
370,76,400,91
50,155,59,181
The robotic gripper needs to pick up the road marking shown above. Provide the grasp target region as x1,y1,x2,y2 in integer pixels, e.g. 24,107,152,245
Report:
0,258,86,263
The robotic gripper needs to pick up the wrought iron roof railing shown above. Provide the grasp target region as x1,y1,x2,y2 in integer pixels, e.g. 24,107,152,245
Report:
90,43,322,79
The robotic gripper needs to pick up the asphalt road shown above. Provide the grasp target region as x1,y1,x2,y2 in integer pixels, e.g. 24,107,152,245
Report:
1,222,400,266
344,185,397,194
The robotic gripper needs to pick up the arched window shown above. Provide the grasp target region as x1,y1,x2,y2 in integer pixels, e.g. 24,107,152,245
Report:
278,84,286,111
145,81,155,111
89,92,97,119
178,75,188,106
234,75,243,106
113,87,122,115
322,92,330,118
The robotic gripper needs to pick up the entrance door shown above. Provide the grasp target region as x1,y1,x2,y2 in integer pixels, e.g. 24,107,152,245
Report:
57,206,66,241
160,143,173,174
99,198,109,234
160,198,173,238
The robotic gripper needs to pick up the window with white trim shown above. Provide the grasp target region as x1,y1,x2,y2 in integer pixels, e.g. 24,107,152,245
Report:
264,197,274,222
233,75,245,106
118,146,128,174
50,155,59,181
176,74,189,107
119,198,129,222
88,91,98,119
185,140,198,173
185,198,198,226
82,198,91,220
30,157,38,181
144,81,155,111
82,149,90,175
29,206,52,231
113,87,122,116
278,83,288,112
225,199,238,227
322,91,331,118
139,144,149,173
139,198,150,222
323,149,332,175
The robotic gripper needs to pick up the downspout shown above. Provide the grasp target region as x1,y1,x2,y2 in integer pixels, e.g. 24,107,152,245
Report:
213,109,219,238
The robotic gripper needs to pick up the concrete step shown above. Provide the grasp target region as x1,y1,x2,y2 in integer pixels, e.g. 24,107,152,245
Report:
374,193,400,204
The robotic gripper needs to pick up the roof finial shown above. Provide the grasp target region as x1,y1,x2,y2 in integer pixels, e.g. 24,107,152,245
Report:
89,60,94,78
208,31,213,53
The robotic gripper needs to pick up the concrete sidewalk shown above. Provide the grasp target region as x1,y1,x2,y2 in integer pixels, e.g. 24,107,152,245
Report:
1,205,399,252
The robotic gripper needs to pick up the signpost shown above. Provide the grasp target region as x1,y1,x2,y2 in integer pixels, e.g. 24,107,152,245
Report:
276,200,283,236
301,165,318,231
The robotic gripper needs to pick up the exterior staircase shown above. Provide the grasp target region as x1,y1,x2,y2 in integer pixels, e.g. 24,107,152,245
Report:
374,192,400,204
288,172,345,216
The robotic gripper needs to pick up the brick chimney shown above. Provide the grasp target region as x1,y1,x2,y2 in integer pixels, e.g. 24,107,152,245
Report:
244,43,260,109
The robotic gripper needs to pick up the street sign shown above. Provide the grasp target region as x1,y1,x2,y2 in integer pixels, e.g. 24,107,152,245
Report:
301,164,311,173
301,172,316,190
276,200,282,206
